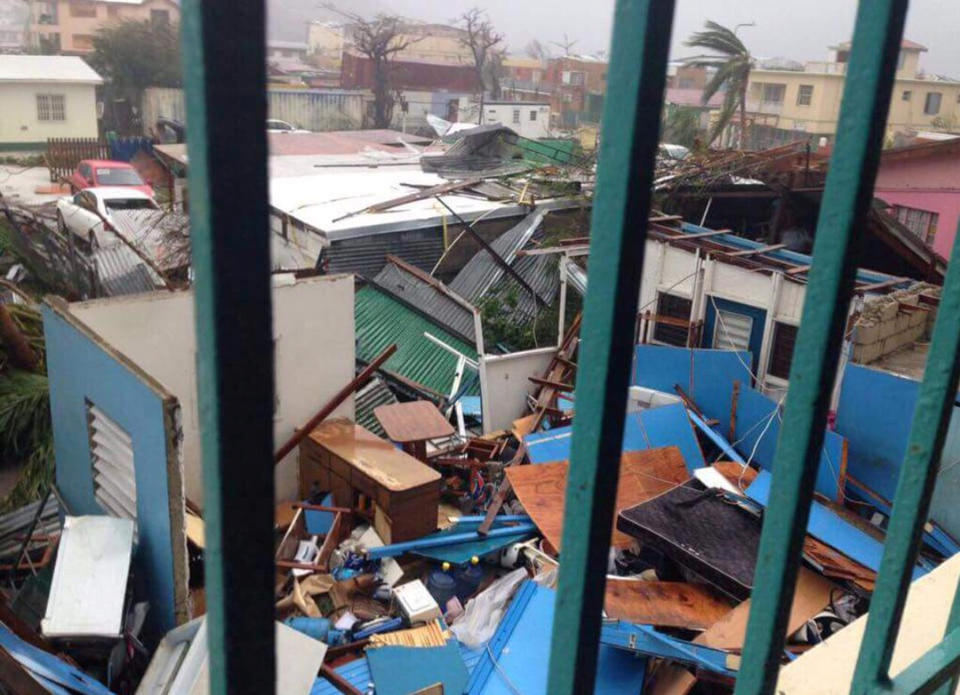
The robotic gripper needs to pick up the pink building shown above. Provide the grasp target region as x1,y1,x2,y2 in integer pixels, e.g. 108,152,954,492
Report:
875,138,960,257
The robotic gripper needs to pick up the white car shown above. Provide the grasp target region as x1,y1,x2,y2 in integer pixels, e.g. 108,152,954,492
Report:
267,119,309,134
56,187,160,248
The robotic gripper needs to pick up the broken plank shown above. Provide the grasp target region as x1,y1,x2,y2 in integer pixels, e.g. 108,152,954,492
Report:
506,447,689,551
786,264,811,275
604,579,733,630
720,243,787,258
527,376,575,392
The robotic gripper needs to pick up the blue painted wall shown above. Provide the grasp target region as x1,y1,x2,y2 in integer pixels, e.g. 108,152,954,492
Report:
633,345,751,436
836,363,960,540
43,305,185,637
703,297,767,373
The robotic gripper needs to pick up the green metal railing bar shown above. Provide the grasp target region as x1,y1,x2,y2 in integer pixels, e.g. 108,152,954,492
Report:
735,2,909,693
852,220,960,692
546,1,675,693
181,1,277,693
887,628,960,695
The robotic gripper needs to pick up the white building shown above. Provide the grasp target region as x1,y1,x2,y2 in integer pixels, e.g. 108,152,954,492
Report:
483,101,551,139
0,0,28,52
0,55,102,149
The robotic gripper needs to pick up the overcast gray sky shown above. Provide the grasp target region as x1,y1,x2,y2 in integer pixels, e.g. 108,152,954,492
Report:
270,0,959,76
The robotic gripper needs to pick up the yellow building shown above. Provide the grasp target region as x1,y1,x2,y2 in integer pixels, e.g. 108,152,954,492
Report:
741,40,960,146
306,20,473,70
30,0,179,54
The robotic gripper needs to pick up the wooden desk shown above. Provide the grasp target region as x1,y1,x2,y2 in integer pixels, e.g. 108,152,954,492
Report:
300,419,441,543
374,400,455,461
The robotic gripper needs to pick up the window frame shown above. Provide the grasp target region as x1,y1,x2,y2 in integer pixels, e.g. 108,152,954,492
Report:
767,321,799,380
652,291,693,346
36,93,65,122
924,91,942,115
796,84,814,106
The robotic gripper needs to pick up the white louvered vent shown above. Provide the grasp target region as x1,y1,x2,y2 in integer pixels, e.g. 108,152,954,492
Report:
714,310,753,353
86,402,137,524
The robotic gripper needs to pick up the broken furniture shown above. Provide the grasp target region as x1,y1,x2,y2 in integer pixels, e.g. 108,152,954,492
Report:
374,400,455,462
41,515,135,639
617,483,763,601
275,503,355,575
300,419,441,543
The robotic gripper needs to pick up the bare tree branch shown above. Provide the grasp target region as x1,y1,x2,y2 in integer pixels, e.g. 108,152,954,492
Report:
455,7,503,95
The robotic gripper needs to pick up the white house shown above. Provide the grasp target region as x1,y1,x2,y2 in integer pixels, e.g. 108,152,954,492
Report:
483,101,551,139
0,55,102,149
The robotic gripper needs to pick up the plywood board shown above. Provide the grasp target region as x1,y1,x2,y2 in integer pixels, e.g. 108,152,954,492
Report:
506,446,689,551
604,579,734,630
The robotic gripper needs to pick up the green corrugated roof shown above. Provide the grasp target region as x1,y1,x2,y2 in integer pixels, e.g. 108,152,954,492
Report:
355,284,479,397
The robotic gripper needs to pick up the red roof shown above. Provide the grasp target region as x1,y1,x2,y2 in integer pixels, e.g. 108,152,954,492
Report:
664,88,724,109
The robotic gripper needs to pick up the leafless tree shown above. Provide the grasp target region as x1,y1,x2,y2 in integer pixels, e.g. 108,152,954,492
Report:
324,5,420,128
455,7,503,96
525,39,551,63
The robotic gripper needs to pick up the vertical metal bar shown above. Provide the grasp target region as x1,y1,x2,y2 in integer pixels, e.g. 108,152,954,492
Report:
735,3,908,693
546,2,674,693
180,2,276,694
852,221,960,692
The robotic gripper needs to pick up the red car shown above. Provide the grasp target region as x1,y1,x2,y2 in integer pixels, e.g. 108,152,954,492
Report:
69,160,153,197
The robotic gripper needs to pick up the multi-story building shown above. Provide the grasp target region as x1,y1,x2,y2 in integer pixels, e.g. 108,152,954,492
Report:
543,54,608,128
307,20,473,71
29,0,179,55
0,0,29,52
500,55,551,103
741,40,960,148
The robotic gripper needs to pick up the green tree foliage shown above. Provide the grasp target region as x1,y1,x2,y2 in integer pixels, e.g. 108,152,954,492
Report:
685,21,754,149
662,104,702,149
88,19,182,97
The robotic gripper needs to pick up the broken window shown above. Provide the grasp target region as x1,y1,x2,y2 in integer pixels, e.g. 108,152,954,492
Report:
762,83,786,103
768,322,798,380
653,293,692,346
924,92,942,115
86,400,138,524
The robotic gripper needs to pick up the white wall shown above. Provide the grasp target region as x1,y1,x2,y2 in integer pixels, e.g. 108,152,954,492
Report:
0,82,98,145
479,346,556,433
483,103,551,139
70,275,355,503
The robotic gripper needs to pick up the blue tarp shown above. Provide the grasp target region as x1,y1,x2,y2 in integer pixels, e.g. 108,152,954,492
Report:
524,402,705,470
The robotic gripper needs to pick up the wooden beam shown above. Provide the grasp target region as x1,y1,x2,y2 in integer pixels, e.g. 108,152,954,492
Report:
666,228,733,241
528,376,575,392
855,276,910,294
785,265,811,276
383,254,476,313
720,243,788,258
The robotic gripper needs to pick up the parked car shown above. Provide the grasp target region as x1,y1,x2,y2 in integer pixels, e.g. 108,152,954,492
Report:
267,119,309,134
56,187,160,248
68,160,153,197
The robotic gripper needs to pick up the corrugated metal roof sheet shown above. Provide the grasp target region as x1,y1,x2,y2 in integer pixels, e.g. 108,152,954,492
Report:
92,245,165,296
563,256,587,295
354,375,398,438
328,228,444,278
355,284,479,397
373,261,475,342
448,209,559,323
108,209,190,272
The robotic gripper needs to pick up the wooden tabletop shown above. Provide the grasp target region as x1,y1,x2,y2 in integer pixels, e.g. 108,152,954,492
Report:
374,401,455,444
308,419,440,491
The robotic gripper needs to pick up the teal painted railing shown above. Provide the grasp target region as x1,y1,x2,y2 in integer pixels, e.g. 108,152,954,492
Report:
178,0,960,692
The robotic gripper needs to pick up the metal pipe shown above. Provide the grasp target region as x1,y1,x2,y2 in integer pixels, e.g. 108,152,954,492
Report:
366,523,537,559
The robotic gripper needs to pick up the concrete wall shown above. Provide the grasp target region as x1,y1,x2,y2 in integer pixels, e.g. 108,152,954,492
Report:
876,154,960,257
479,347,556,433
851,287,935,364
639,237,816,391
0,82,98,145
141,87,186,134
69,275,356,503
43,300,188,637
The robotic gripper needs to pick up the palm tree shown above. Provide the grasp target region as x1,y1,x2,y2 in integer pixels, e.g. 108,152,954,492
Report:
685,21,754,149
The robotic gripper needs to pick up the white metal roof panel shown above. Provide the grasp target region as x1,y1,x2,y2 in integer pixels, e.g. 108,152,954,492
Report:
0,55,103,84
41,515,134,638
